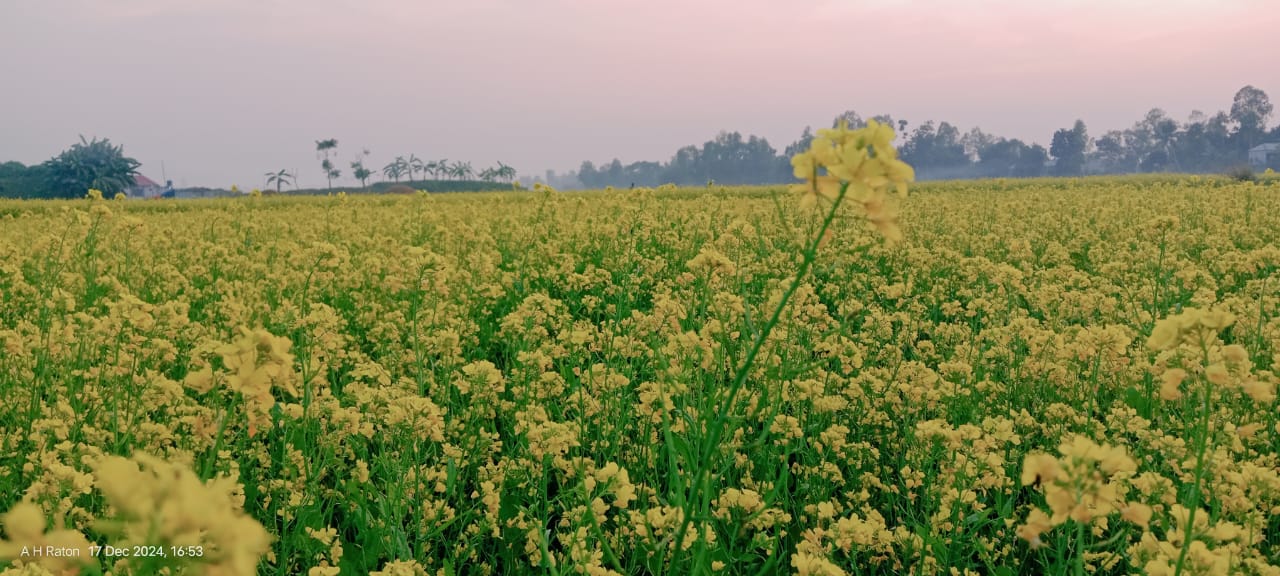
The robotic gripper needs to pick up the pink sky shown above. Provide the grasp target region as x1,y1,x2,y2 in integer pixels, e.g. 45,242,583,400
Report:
1,0,1276,188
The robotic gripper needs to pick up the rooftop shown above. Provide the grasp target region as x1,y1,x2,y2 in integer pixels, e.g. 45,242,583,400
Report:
132,174,160,187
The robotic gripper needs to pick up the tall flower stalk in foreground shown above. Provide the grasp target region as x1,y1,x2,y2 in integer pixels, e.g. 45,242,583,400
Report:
1140,308,1270,576
661,119,914,574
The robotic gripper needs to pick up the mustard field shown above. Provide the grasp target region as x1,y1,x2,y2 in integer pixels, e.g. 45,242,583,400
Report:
1,126,1279,575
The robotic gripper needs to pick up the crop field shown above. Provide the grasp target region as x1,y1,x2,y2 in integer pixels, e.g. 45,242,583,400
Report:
1,130,1279,575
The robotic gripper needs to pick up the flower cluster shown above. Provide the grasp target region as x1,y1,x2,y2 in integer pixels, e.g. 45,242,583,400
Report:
93,453,272,575
1017,436,1148,548
789,119,915,241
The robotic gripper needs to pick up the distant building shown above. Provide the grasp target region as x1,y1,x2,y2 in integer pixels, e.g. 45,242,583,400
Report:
1249,142,1280,170
128,174,167,198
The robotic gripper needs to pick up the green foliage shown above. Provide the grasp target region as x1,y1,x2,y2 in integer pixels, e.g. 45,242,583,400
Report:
901,120,969,175
0,162,54,198
41,136,141,198
1050,120,1089,176
351,161,373,189
383,157,408,182
478,162,516,183
316,139,340,189
1230,85,1273,151
265,169,294,194
580,131,787,188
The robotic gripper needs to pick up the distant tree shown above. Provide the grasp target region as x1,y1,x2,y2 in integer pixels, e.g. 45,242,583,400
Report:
478,167,497,182
1149,114,1180,171
934,122,969,168
623,160,663,187
435,158,450,180
265,169,293,194
316,139,339,189
1192,112,1233,168
969,137,1050,178
43,136,141,198
0,161,52,198
321,159,341,188
603,159,623,184
1015,144,1049,177
783,127,814,158
1174,120,1209,172
901,121,968,177
1092,130,1133,173
961,127,997,163
870,114,903,134
578,161,599,188
741,134,781,183
383,157,407,182
700,131,741,182
669,151,698,185
973,138,1024,177
407,154,424,182
351,161,372,189
1230,85,1273,152
496,162,516,183
1050,120,1089,176
454,161,474,180
1181,111,1235,172
1121,108,1179,172
0,161,23,196
691,131,782,185
831,110,864,129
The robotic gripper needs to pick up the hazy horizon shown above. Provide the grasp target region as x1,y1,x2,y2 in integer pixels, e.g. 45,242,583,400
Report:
2,0,1277,189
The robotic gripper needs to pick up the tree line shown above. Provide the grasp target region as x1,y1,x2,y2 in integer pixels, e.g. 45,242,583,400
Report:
566,85,1277,188
2,85,1275,198
0,135,522,199
256,141,519,195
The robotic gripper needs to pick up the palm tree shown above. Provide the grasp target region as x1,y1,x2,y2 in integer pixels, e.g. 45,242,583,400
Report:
455,161,474,181
383,158,407,182
265,169,293,194
478,167,497,182
495,162,516,183
407,154,424,183
435,158,450,180
425,161,441,180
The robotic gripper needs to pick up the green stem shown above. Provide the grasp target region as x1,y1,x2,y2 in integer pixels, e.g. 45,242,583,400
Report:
1075,516,1086,576
663,183,852,572
1173,345,1214,576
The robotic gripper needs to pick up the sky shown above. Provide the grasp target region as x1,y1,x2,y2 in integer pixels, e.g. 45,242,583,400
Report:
1,0,1277,189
